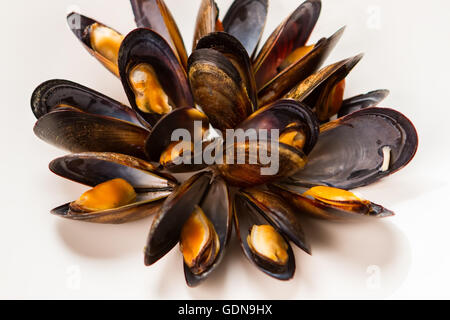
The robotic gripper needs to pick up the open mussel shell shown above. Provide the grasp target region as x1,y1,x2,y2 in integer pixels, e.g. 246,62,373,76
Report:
287,107,418,189
184,176,232,287
192,0,220,50
145,107,210,172
118,28,193,126
50,152,176,224
144,172,212,266
216,139,307,187
241,188,311,254
234,192,296,280
188,48,253,131
215,99,318,187
31,79,149,129
222,0,268,58
286,54,363,121
237,99,319,155
253,0,322,89
130,0,188,69
67,12,122,77
269,184,394,220
52,192,168,224
49,152,177,191
33,108,149,159
196,32,257,108
258,27,344,107
338,89,390,118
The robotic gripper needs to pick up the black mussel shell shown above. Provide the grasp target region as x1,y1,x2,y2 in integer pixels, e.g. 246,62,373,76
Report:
31,79,149,129
49,152,177,192
237,99,319,155
144,107,210,172
196,32,257,109
269,184,394,220
130,0,188,69
144,172,212,265
241,188,311,253
223,0,268,58
234,192,296,280
258,27,344,107
253,0,322,89
118,28,193,126
338,89,390,118
188,48,253,131
184,176,233,287
287,108,418,189
34,108,149,159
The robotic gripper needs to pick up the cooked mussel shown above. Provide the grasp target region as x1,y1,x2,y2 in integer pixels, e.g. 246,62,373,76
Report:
50,152,176,223
181,205,219,275
188,48,254,131
285,54,363,122
240,188,310,253
216,99,319,187
270,184,394,220
257,26,345,107
130,0,188,69
183,177,232,286
234,192,296,280
196,32,258,108
144,172,232,286
119,28,193,126
222,0,268,58
31,79,149,129
192,0,221,50
287,107,418,189
253,0,322,89
67,12,124,76
144,107,210,172
33,108,149,159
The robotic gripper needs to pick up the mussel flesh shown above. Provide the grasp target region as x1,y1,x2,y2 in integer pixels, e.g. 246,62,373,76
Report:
270,184,394,219
67,12,124,76
50,152,176,223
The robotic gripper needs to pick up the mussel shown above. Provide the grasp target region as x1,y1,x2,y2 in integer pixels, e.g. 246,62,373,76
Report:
222,0,268,58
270,184,394,220
32,80,150,159
286,54,363,122
192,0,222,50
215,99,319,187
50,153,176,223
287,108,418,189
144,107,210,172
253,0,322,89
130,0,188,69
67,12,124,77
119,28,193,126
338,89,390,118
234,191,297,280
188,47,254,131
144,172,232,286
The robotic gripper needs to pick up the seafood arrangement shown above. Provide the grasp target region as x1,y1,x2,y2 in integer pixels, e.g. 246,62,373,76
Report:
31,0,418,286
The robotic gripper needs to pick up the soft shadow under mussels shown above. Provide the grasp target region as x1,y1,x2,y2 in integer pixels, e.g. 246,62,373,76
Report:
56,215,154,259
154,214,411,299
56,198,411,298
298,215,412,297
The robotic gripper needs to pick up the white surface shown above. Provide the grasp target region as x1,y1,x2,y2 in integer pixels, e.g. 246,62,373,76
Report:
0,0,449,299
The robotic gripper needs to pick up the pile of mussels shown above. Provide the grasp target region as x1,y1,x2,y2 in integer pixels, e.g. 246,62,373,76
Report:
31,0,418,286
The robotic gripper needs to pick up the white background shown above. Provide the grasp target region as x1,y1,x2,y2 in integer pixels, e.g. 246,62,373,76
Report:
0,0,449,299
